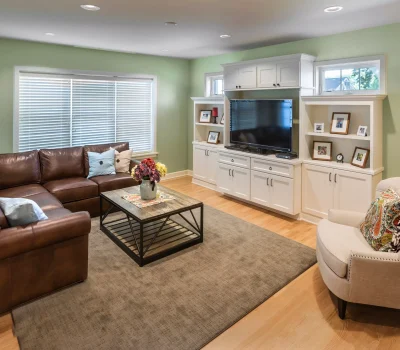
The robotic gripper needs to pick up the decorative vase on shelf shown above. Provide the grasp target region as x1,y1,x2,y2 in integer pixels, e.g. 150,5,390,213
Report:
140,179,157,200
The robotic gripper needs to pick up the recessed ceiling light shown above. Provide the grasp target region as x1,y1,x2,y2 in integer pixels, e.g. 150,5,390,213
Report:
220,34,231,39
161,49,169,52
80,4,100,11
45,32,55,36
324,6,343,12
164,21,178,26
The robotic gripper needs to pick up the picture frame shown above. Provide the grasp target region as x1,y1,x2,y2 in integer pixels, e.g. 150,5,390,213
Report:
207,131,220,144
314,123,324,133
312,141,333,161
330,112,351,135
220,113,225,125
351,147,370,168
199,110,212,123
357,125,368,137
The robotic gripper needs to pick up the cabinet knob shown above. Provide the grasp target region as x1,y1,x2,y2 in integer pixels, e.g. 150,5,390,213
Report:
273,84,276,87
231,159,234,162
277,83,280,87
269,167,272,170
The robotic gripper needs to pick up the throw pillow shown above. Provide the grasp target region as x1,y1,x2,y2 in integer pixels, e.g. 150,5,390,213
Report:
360,188,400,252
87,149,116,178
110,148,132,173
0,197,48,227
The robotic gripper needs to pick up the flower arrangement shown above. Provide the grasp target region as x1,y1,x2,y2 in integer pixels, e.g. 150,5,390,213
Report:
131,158,167,184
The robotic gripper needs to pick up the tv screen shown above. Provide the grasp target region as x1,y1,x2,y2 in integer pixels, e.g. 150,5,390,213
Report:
230,99,293,152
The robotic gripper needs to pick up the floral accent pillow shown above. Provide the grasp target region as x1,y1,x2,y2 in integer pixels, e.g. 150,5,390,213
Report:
360,188,400,252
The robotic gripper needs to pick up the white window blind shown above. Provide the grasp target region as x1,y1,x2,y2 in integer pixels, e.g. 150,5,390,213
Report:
17,71,155,154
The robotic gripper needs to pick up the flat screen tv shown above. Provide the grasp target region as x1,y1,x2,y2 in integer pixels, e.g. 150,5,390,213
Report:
230,99,293,152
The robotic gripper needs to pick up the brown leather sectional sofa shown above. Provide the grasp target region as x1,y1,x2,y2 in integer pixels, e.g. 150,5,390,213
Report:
0,142,138,314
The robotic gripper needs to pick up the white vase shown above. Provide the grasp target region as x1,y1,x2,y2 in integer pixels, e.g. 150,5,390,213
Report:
140,179,157,200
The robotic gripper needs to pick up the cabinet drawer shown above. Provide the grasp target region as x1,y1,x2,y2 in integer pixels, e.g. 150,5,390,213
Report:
251,158,293,178
219,152,250,169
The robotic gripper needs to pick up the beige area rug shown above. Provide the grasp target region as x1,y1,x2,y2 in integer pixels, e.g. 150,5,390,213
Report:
13,205,316,350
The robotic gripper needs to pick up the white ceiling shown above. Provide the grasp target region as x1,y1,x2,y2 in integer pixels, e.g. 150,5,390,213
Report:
0,0,399,59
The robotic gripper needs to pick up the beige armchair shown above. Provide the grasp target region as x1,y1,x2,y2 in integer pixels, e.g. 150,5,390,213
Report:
316,178,400,319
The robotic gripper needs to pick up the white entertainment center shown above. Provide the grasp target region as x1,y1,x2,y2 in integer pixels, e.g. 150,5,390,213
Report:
192,53,386,223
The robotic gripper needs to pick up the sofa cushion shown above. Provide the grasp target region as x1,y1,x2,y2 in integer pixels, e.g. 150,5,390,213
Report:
0,184,47,198
0,197,48,227
43,178,98,204
90,173,137,193
317,219,373,278
0,150,41,190
87,149,116,179
24,192,63,211
84,142,129,177
39,147,85,182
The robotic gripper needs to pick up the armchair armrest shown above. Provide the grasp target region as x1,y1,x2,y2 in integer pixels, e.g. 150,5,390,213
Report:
328,209,365,228
0,211,91,260
129,159,140,172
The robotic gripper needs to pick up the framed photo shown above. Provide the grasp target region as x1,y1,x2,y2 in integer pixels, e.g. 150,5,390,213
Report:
351,147,370,168
357,125,368,137
220,113,225,125
314,123,324,133
207,131,220,144
199,110,212,123
330,112,351,135
312,141,332,161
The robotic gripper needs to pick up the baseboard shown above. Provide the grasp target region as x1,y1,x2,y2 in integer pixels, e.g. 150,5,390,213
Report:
192,177,218,191
299,212,321,225
164,170,193,180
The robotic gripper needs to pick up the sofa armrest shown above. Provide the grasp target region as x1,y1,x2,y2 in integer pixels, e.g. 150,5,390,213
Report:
328,209,365,228
129,159,141,172
0,211,91,260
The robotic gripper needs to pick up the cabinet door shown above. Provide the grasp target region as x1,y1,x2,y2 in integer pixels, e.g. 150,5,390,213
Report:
269,175,294,214
206,149,219,185
277,60,299,87
224,66,238,90
193,147,208,181
231,165,251,200
257,64,277,88
334,170,372,212
237,65,257,89
251,170,270,206
217,163,233,194
302,164,334,218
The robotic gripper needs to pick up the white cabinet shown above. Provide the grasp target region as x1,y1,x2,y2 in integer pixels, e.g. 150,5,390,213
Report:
193,145,219,185
276,60,299,87
302,164,373,219
217,163,250,200
223,65,257,90
257,63,277,88
224,66,239,90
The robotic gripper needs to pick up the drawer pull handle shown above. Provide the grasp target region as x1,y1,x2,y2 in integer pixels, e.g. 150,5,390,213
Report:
269,167,272,170
229,169,231,176
271,178,273,187
267,178,269,186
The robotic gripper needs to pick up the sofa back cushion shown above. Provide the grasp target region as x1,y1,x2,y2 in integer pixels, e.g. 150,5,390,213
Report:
84,142,129,177
0,150,41,190
39,147,85,182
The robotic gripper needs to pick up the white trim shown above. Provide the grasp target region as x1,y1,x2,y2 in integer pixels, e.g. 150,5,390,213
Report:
221,53,316,68
13,66,158,154
163,170,193,180
132,152,159,160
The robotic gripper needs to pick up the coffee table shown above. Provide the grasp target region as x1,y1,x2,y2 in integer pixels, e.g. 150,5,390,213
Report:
100,185,203,266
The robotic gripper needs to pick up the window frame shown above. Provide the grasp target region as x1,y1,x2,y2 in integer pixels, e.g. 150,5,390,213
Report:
204,72,224,97
315,55,386,96
14,66,158,158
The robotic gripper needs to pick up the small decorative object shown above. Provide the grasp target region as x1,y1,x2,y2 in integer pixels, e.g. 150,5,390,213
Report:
314,123,324,133
211,107,218,124
122,191,175,209
351,147,370,168
131,158,168,200
220,113,225,125
336,153,344,163
357,125,368,137
330,112,351,135
312,141,332,161
207,131,220,144
199,110,212,123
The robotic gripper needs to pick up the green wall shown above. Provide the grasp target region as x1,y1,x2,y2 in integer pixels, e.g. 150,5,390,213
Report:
0,38,190,173
188,23,400,178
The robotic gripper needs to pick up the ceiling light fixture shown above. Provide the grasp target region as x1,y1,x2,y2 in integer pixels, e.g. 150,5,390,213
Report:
220,34,231,39
80,4,100,11
45,32,55,36
164,21,178,26
162,49,169,52
324,6,343,13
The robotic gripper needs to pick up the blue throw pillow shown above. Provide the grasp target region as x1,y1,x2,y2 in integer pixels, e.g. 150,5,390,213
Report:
87,149,116,179
0,197,48,227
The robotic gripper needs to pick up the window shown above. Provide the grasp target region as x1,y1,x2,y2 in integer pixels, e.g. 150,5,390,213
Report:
15,68,157,155
204,72,224,97
315,56,385,95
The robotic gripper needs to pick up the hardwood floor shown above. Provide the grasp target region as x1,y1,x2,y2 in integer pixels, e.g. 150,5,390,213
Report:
1,176,399,349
